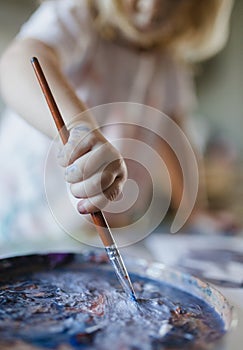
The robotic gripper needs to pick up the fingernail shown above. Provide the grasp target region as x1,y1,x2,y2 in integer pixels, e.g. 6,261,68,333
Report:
78,203,88,214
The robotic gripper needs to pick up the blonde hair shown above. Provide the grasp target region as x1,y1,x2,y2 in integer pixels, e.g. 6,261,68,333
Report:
87,0,234,61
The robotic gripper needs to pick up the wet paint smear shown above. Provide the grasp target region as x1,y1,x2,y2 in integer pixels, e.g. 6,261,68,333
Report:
0,253,225,350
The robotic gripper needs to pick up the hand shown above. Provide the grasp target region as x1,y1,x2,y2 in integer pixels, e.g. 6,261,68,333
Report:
57,123,127,214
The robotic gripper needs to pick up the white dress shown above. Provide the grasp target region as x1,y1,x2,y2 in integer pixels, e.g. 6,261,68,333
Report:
0,0,196,245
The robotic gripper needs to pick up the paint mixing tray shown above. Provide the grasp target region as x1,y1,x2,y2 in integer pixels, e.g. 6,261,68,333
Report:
0,251,235,349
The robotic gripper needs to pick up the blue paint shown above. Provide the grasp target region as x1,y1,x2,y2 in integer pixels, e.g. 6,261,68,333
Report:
0,253,227,350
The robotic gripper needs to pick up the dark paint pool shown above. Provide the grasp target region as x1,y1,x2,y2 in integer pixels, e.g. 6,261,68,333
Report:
0,253,226,350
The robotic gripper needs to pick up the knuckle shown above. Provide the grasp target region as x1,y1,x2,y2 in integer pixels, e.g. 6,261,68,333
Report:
89,132,97,146
65,163,79,182
57,148,70,167
118,157,126,171
70,184,79,198
88,177,100,195
116,158,127,180
70,183,82,198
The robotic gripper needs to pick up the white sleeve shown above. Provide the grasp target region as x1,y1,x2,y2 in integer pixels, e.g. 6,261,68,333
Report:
17,0,94,70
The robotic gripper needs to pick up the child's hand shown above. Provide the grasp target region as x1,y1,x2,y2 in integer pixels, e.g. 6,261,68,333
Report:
57,123,127,214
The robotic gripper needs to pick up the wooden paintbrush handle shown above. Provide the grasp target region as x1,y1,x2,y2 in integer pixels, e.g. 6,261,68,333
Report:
31,57,69,144
31,57,114,247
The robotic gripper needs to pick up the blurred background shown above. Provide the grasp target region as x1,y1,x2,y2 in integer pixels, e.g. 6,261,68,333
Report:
0,0,242,230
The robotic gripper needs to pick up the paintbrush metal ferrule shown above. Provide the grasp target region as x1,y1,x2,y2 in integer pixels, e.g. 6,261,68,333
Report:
105,244,137,301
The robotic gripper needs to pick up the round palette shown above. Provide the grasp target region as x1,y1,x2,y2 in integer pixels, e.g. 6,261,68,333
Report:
0,252,234,349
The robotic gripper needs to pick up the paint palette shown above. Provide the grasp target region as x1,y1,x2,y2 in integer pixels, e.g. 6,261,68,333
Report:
0,252,234,349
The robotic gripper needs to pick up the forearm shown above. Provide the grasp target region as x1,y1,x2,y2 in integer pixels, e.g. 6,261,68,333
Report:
0,38,95,138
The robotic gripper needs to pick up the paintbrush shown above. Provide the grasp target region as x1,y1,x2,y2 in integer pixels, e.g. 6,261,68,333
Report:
31,56,136,301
